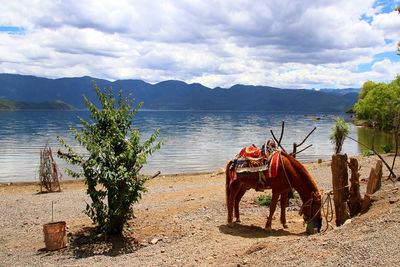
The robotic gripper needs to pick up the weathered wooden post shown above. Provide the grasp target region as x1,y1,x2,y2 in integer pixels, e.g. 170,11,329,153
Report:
348,157,362,217
361,160,382,213
292,143,297,158
331,153,350,226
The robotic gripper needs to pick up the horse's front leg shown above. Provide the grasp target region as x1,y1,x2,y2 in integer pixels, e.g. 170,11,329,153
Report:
265,192,280,230
234,187,247,223
280,191,289,229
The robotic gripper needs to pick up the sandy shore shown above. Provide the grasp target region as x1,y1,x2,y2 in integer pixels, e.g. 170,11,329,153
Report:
1,154,400,266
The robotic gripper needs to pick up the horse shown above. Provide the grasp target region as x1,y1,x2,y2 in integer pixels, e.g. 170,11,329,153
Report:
226,150,322,232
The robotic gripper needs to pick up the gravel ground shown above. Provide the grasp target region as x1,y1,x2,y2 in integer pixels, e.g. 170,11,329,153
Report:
0,154,399,266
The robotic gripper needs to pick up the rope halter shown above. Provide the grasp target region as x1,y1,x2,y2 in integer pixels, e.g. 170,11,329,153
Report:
299,190,323,233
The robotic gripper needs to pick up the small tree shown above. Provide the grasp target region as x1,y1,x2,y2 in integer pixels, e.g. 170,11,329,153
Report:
57,83,163,234
330,117,350,154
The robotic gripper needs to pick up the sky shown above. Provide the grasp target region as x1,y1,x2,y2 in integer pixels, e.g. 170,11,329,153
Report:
0,0,400,89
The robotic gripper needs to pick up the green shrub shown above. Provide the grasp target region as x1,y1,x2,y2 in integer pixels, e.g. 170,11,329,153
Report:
381,144,393,153
254,194,272,206
57,83,164,234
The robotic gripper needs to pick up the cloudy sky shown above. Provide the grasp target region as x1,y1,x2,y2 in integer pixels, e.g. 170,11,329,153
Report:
1,0,400,89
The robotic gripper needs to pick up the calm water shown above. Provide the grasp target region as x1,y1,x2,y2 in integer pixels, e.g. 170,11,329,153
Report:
0,110,391,182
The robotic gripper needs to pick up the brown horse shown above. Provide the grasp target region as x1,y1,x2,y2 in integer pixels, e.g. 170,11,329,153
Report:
226,150,322,231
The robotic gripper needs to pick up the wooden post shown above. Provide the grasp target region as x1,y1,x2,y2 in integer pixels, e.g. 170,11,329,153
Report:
331,154,350,226
292,143,297,158
361,160,382,213
348,157,362,217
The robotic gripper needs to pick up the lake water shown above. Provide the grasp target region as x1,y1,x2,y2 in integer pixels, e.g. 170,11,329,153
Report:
0,110,391,183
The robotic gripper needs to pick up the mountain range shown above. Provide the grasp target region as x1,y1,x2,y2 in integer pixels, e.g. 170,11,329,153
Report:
0,73,359,112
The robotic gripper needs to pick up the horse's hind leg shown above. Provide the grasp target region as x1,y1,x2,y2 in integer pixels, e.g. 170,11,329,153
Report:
234,186,247,223
280,191,289,229
265,192,280,229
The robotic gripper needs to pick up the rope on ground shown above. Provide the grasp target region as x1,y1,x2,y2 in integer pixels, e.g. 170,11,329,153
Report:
320,185,350,232
321,190,334,232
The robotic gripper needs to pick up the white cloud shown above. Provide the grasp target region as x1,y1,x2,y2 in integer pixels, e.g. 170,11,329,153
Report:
372,11,400,40
372,58,400,76
0,0,399,89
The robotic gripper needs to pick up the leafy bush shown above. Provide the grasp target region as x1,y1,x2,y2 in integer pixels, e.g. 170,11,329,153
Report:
57,83,164,234
381,144,393,154
254,194,272,206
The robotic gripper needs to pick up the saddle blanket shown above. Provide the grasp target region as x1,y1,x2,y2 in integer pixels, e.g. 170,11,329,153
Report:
235,142,274,173
229,149,281,187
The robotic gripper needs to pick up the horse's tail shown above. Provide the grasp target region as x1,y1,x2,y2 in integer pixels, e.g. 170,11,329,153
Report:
225,161,231,207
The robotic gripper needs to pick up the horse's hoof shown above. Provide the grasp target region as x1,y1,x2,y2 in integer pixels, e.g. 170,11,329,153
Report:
283,224,289,229
227,222,234,228
265,225,272,231
235,219,241,223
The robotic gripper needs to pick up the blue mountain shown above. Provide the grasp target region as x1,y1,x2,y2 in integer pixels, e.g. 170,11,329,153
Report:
0,74,359,112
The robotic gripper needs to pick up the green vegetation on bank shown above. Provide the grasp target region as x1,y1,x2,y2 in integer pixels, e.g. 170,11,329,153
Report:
353,75,400,130
0,99,75,110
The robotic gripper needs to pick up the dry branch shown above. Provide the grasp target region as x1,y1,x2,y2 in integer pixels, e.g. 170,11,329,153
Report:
270,121,287,153
270,121,316,157
292,144,313,156
297,127,316,147
278,121,284,146
151,171,161,179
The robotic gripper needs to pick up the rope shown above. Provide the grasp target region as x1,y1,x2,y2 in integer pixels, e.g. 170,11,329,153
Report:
319,184,350,232
320,191,334,232
302,190,335,233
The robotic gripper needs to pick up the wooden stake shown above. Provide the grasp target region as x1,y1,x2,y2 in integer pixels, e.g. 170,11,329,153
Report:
348,157,362,217
331,154,350,226
361,160,382,213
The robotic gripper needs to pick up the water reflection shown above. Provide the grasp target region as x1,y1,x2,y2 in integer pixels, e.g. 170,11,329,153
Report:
356,126,397,154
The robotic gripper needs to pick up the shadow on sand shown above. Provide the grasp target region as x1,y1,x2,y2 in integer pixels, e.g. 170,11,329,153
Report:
219,223,306,238
37,225,140,259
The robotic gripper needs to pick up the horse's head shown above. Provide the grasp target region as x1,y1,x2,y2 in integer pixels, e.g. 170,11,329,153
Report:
300,191,323,234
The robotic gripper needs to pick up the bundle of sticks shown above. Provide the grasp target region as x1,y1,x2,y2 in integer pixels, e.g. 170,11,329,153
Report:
39,144,62,192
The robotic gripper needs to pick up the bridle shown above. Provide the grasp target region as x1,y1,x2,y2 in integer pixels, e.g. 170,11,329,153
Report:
299,191,323,233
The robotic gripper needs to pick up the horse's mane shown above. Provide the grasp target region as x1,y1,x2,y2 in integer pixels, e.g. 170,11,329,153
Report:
281,151,319,192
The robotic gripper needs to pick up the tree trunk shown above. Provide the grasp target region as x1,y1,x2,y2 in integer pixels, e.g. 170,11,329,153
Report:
348,157,362,217
331,154,350,226
361,160,382,213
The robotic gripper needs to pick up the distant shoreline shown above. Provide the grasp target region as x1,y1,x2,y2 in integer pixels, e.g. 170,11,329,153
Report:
0,99,75,111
